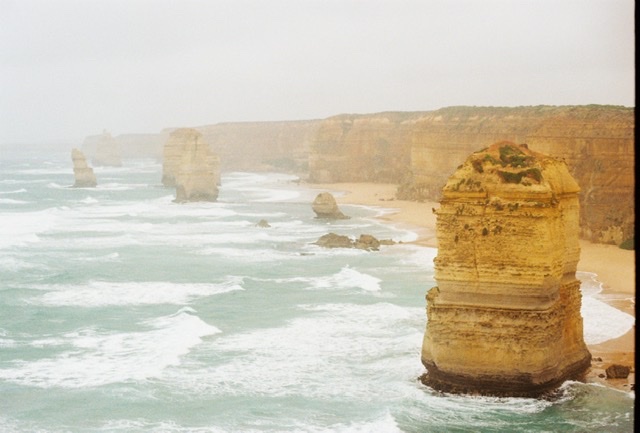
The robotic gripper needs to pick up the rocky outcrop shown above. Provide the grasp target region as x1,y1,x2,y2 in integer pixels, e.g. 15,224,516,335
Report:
171,129,220,202
308,112,429,183
314,233,392,251
312,192,349,219
162,128,221,189
71,148,97,187
605,364,631,379
420,142,591,397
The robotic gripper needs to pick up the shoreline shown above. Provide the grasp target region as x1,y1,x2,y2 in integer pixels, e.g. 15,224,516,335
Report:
307,182,635,393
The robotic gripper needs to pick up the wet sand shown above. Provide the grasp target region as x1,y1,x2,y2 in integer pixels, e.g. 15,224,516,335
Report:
308,182,635,392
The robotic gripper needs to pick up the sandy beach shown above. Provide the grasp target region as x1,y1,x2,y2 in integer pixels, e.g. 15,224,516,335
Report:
308,182,635,392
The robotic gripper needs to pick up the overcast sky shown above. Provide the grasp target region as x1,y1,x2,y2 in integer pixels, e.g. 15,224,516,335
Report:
0,0,635,145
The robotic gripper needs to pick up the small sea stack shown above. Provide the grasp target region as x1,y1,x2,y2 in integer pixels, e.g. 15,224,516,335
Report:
420,141,591,397
312,192,349,219
71,148,97,187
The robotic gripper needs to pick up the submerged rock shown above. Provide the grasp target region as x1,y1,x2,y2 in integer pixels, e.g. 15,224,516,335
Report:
71,148,97,187
314,233,392,251
420,141,591,397
315,233,354,249
312,192,349,219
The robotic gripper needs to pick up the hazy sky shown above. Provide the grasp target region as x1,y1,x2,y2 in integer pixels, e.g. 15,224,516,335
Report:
0,0,635,145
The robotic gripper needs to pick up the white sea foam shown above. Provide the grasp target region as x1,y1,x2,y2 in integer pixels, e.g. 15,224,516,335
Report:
95,183,144,191
46,182,66,189
0,198,28,204
98,413,403,433
265,266,384,293
0,188,27,194
0,209,58,248
30,278,244,307
79,196,99,204
72,252,120,262
166,302,424,399
0,309,220,388
578,271,636,344
581,296,635,344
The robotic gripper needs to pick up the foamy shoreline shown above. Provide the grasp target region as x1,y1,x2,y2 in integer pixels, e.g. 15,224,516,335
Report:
307,181,635,391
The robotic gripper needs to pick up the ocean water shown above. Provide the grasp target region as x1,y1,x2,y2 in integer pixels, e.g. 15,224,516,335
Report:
0,150,634,433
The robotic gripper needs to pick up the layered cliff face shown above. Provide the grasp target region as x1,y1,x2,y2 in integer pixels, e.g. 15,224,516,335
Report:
308,112,430,183
197,120,321,172
82,132,168,161
71,148,97,187
402,106,634,244
168,129,220,202
421,142,591,397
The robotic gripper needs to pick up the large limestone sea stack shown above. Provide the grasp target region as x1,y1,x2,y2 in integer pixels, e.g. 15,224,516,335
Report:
421,141,591,397
162,128,221,189
166,128,220,202
71,148,97,187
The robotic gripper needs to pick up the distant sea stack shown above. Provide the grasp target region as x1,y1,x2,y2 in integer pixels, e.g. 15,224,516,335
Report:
92,131,122,167
71,148,97,187
171,128,220,202
420,142,591,397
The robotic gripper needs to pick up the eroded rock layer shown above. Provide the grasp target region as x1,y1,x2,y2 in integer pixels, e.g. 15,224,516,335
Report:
308,112,429,183
420,142,591,397
71,148,97,187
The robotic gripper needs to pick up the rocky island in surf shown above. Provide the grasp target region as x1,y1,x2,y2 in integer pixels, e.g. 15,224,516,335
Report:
420,142,592,397
165,128,221,203
71,148,97,188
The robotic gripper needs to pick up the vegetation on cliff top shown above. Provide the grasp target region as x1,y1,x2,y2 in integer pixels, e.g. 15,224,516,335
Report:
469,142,543,186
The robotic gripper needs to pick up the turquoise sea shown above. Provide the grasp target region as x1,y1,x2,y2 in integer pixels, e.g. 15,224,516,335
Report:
0,150,634,432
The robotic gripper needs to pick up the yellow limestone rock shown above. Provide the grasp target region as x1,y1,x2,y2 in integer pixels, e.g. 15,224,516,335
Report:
421,142,591,397
172,129,220,203
71,148,97,187
162,128,221,188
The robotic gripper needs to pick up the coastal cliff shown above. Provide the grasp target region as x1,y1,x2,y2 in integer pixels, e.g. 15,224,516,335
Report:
308,106,634,244
82,131,168,161
83,131,122,167
420,142,592,397
404,106,634,244
308,112,429,183
196,120,321,172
